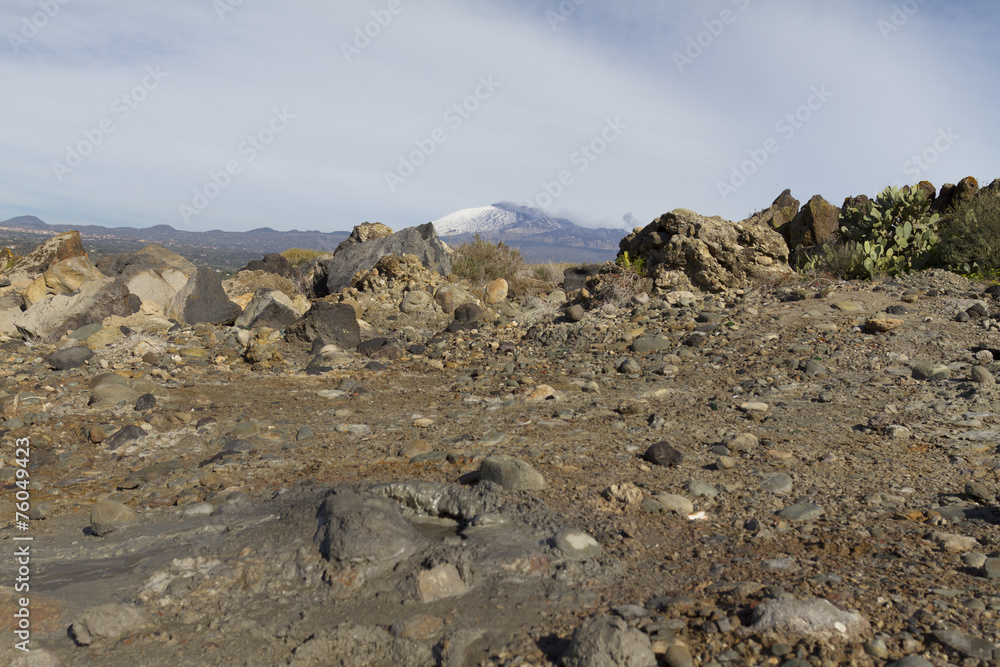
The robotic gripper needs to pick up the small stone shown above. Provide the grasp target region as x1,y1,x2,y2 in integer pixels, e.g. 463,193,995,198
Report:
965,480,994,503
134,393,156,412
399,290,432,314
972,365,995,384
565,304,586,322
864,316,904,332
716,456,736,470
652,493,694,515
563,615,656,667
485,278,508,304
46,345,94,370
88,425,107,443
479,456,548,491
932,627,996,661
982,558,1000,579
740,597,869,640
961,552,987,569
90,499,142,536
931,530,979,553
762,473,793,494
413,563,467,603
803,359,827,377
69,604,155,646
739,402,769,414
642,441,683,467
618,358,642,375
911,362,951,381
777,503,823,521
663,644,694,667
685,480,719,497
296,426,315,441
104,425,148,451
553,528,603,560
830,301,862,312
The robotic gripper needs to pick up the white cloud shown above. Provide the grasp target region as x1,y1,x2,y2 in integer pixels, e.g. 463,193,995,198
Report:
0,0,996,233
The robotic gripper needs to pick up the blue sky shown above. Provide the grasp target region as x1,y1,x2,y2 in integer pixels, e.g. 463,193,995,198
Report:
1,0,997,233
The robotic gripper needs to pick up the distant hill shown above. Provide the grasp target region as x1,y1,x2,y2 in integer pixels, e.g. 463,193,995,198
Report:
432,202,624,263
0,216,352,274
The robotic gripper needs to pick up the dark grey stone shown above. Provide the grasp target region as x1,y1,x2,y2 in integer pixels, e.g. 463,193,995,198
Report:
643,441,683,467
104,425,148,451
314,487,424,564
321,223,451,294
285,302,361,351
46,345,94,370
166,267,242,325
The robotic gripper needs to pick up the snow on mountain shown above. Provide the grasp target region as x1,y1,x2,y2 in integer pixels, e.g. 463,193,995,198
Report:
431,202,625,263
432,202,575,238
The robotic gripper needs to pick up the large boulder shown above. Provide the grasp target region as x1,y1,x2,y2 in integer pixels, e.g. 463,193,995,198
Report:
933,175,980,213
43,256,106,294
237,253,305,292
14,278,138,341
97,245,196,311
9,231,87,276
618,209,790,293
321,223,452,294
786,194,840,250
234,289,305,330
742,189,800,239
335,222,394,254
164,267,242,325
285,301,361,350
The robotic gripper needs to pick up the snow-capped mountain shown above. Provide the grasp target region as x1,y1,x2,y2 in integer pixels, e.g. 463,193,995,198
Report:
432,202,624,263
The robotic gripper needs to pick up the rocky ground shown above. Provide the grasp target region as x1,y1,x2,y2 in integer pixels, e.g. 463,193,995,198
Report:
3,248,1000,665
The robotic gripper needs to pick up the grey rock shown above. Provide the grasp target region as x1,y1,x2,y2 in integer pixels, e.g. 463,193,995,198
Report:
777,503,823,521
740,597,870,639
285,302,361,351
762,473,794,494
399,290,432,314
89,499,142,536
630,336,671,354
453,302,483,324
104,425,147,451
803,359,827,377
234,288,302,330
886,658,933,667
479,456,548,491
972,365,995,384
685,480,719,497
296,426,315,441
288,621,432,667
982,558,1000,579
563,615,657,667
15,277,137,341
322,222,451,294
663,644,694,667
69,603,154,646
165,267,242,325
46,345,94,370
553,528,602,560
642,441,683,467
911,362,951,381
134,393,156,411
565,304,586,322
932,627,996,660
89,384,141,407
617,358,642,374
314,487,423,564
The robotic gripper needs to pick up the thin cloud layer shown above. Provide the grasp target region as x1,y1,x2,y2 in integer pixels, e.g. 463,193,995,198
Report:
1,0,996,232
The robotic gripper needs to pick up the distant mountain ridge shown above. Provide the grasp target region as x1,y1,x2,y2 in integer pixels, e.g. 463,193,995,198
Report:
0,215,351,256
433,202,624,263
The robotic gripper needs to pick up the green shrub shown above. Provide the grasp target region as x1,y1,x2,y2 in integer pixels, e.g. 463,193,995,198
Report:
796,241,867,280
936,192,1000,274
615,251,647,277
838,186,939,279
451,234,527,286
281,248,330,266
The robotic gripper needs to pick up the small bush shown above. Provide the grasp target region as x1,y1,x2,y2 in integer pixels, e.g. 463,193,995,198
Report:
590,264,646,308
936,192,1000,274
451,235,527,286
838,186,939,279
796,241,867,280
281,248,330,267
531,262,574,284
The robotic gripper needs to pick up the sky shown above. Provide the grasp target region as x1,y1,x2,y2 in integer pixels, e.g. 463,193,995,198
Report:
1,0,998,234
